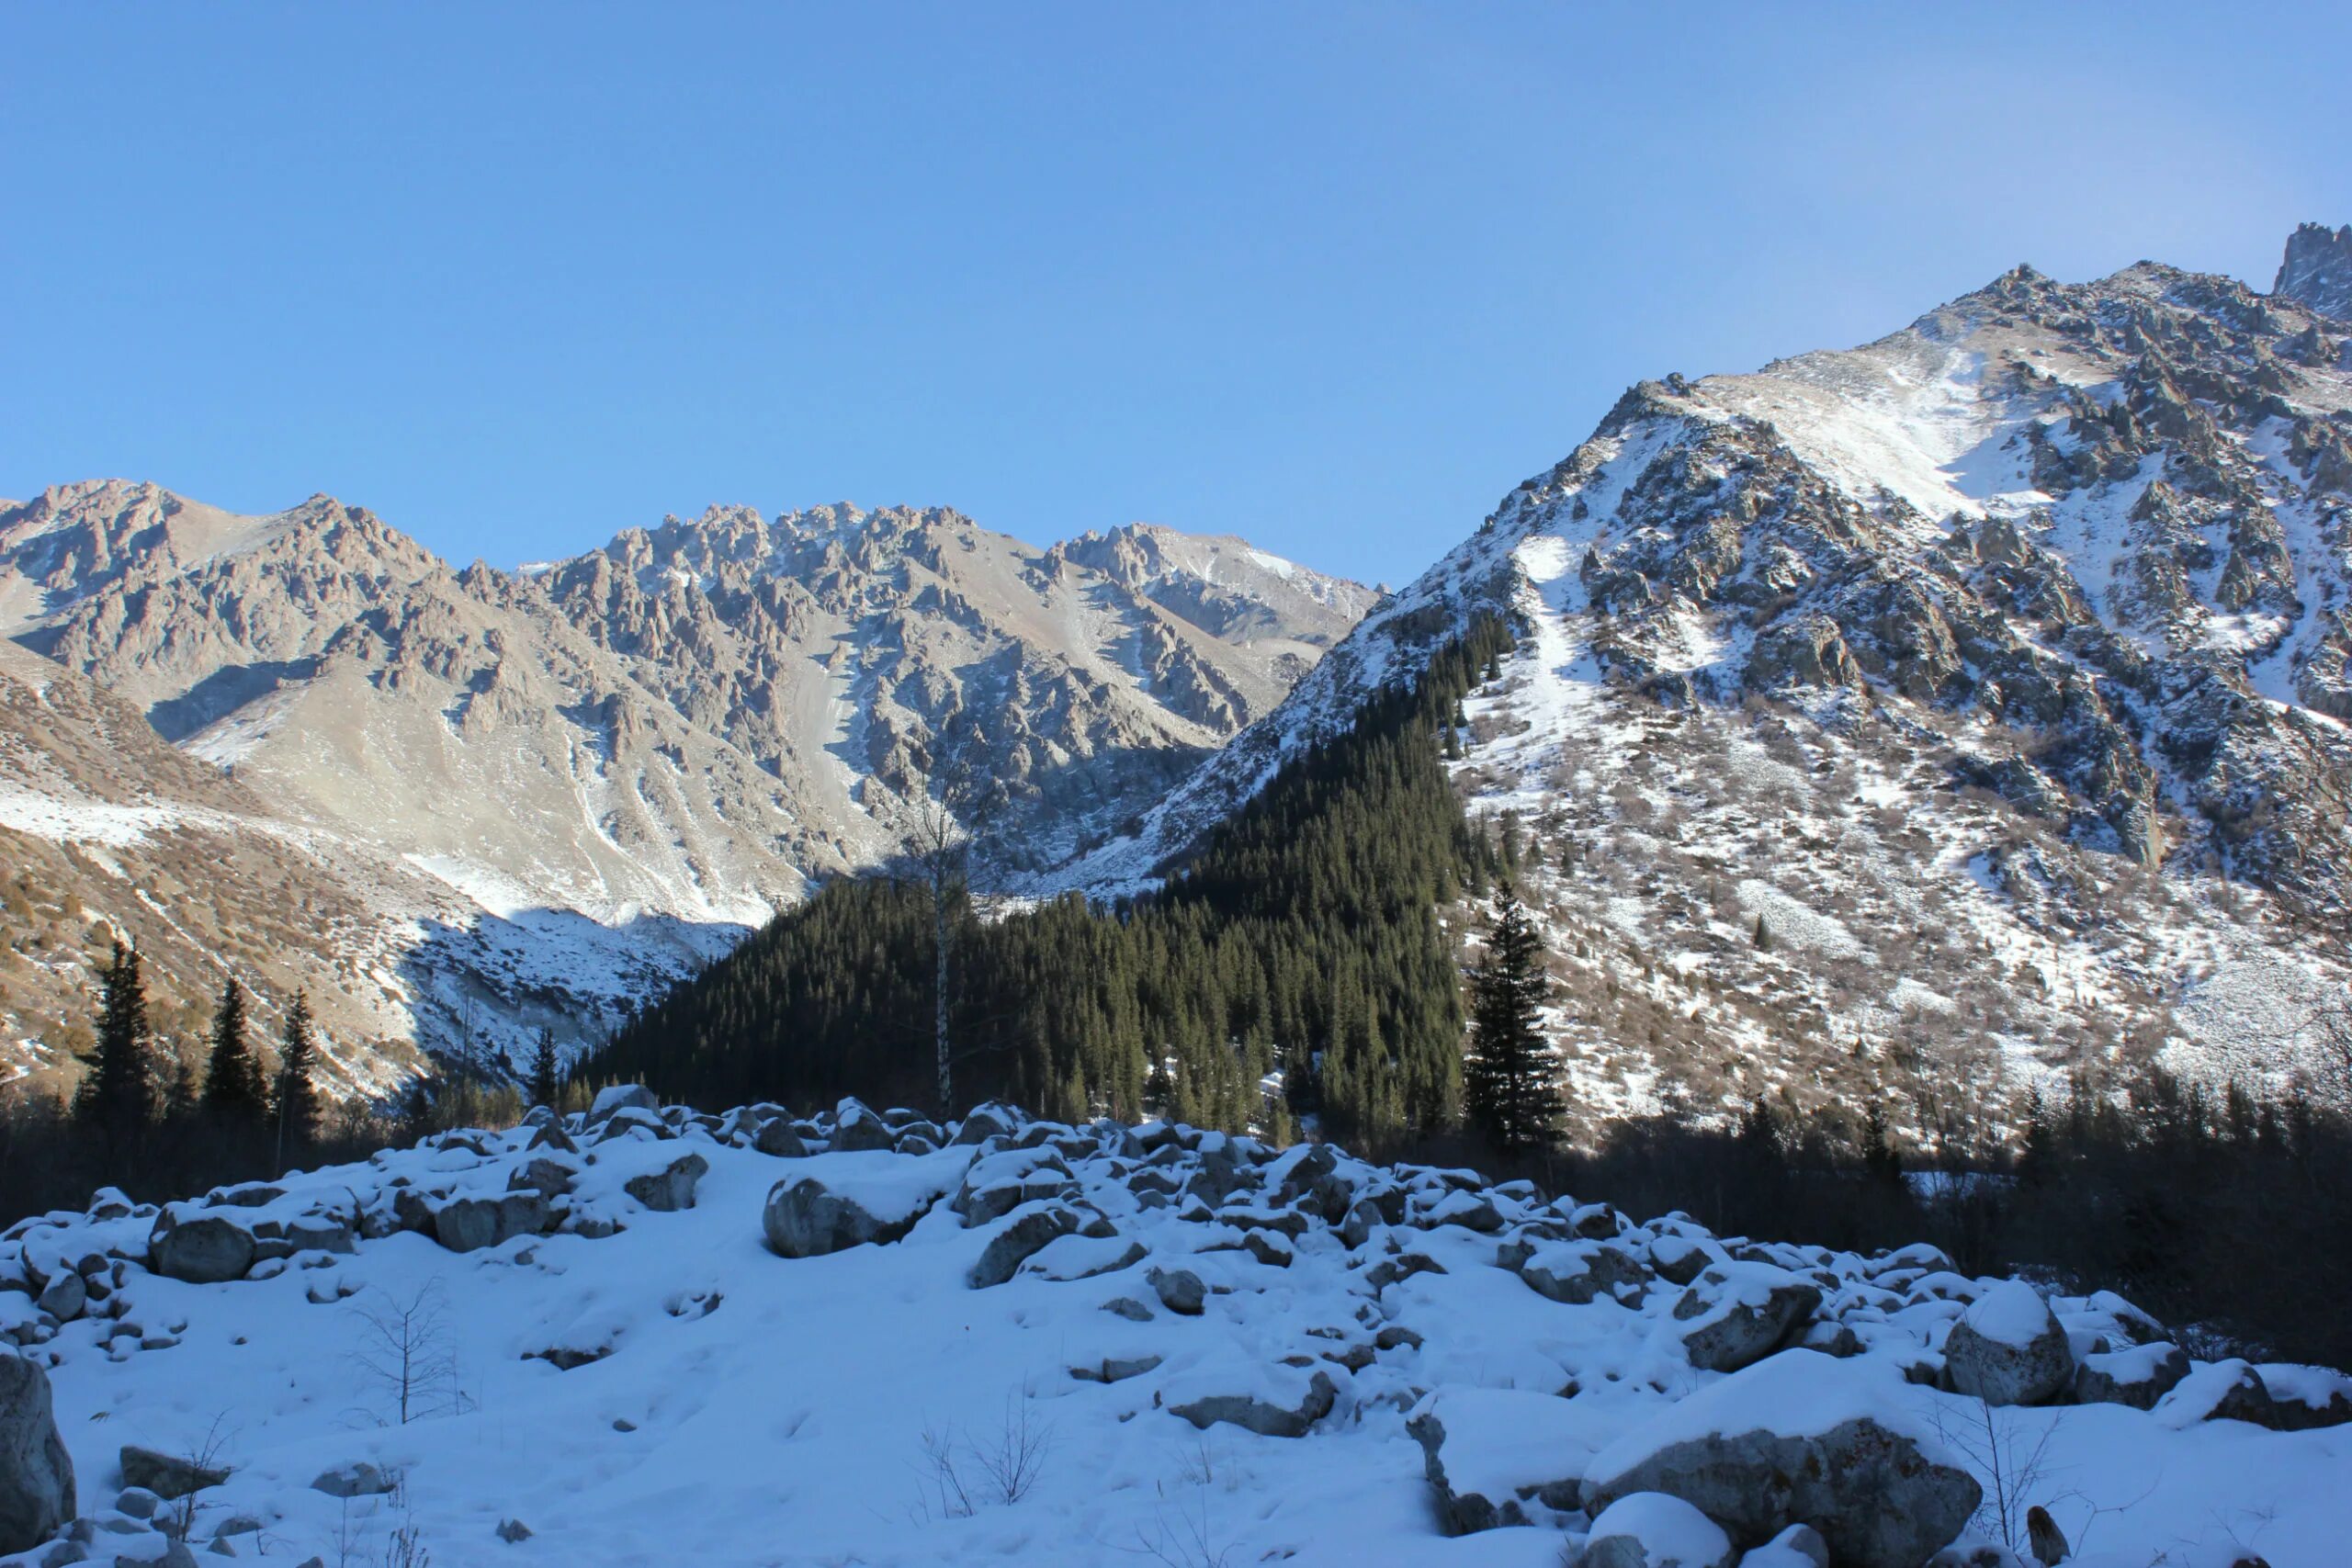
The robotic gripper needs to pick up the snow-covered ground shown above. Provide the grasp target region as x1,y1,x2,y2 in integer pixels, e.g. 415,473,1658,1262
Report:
4,1100,2347,1567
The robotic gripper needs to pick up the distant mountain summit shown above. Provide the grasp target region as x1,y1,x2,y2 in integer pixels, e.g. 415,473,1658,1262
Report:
2275,220,2352,321
1057,224,2352,1123
0,483,1369,1090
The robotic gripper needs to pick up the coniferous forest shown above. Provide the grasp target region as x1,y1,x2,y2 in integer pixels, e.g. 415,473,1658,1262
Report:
584,616,1519,1149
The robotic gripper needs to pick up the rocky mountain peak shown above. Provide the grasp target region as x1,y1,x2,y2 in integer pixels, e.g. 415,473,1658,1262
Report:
2275,220,2352,321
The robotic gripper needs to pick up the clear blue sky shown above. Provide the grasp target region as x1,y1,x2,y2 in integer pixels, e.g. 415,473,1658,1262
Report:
6,4,2347,587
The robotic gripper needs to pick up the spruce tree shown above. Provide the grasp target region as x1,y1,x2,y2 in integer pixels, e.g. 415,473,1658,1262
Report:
276,990,322,1168
1464,889,1557,1156
74,939,154,1138
201,976,268,1125
528,1025,561,1110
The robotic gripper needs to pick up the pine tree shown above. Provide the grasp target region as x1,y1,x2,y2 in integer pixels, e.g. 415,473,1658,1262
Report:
528,1026,561,1110
201,976,268,1125
74,939,153,1138
275,990,322,1169
1463,890,1557,1156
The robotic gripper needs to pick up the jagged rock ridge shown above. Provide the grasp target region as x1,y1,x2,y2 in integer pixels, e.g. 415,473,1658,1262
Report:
0,486,1371,1089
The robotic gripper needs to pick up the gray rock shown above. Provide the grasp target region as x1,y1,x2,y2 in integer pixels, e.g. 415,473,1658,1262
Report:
967,1206,1081,1289
1670,1268,1820,1373
1168,1369,1337,1438
148,1213,256,1285
762,1178,926,1258
1101,1297,1154,1322
624,1152,708,1213
1520,1240,1652,1306
119,1445,229,1501
35,1272,85,1324
310,1462,398,1499
949,1103,1022,1146
1147,1266,1206,1315
495,1518,532,1543
828,1100,897,1153
1940,1282,2073,1407
1584,1357,1979,1568
0,1349,74,1554
752,1118,808,1158
2073,1342,2189,1410
431,1192,548,1254
586,1084,657,1124
1581,1492,1736,1568
113,1487,160,1521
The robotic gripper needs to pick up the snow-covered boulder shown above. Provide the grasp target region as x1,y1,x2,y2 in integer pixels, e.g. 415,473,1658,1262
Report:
2155,1359,2280,1429
2072,1341,2189,1410
967,1203,1083,1288
119,1443,228,1501
0,1348,74,1553
1519,1238,1653,1307
1668,1263,1820,1372
623,1151,709,1213
828,1098,898,1153
1579,1492,1736,1568
1407,1386,1623,1533
760,1149,970,1258
1164,1361,1339,1438
2258,1363,2352,1430
148,1208,256,1284
1939,1281,2072,1406
1583,1351,1979,1568
432,1191,548,1254
587,1084,657,1124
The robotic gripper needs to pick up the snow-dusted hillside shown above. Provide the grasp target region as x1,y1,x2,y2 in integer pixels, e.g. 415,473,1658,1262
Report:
3,1098,2347,1567
0,485,1370,1089
1056,226,2352,1128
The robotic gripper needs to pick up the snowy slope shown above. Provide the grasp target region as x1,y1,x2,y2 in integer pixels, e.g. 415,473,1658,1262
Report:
1050,229,2352,1126
3,1100,2347,1567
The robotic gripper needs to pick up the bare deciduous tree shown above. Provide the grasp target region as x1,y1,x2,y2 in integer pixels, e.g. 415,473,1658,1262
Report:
345,1280,468,1426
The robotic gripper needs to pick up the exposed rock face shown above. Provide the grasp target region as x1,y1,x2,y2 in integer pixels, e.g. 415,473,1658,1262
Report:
1166,1367,1338,1438
2276,221,2352,321
431,1192,549,1254
0,1350,74,1553
0,485,1370,1090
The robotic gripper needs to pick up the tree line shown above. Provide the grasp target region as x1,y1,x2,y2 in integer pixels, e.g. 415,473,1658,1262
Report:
0,941,335,1222
586,615,1523,1152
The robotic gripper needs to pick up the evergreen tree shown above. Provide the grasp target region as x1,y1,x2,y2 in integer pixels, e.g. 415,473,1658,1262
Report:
74,939,153,1138
528,1026,561,1110
1463,889,1557,1156
1861,1099,1903,1187
201,976,268,1125
276,990,322,1168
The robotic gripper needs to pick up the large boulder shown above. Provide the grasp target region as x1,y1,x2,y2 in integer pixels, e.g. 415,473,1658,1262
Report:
119,1444,229,1501
1584,1352,1979,1568
1669,1263,1820,1372
763,1178,912,1258
967,1205,1081,1289
149,1209,257,1284
2073,1342,2189,1410
587,1084,658,1124
432,1192,549,1254
0,1349,74,1553
1940,1281,2073,1406
624,1152,709,1213
1581,1492,1736,1568
1165,1364,1338,1438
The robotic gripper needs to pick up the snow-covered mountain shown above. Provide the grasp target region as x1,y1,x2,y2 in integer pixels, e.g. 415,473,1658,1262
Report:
0,485,1371,1090
3,1096,2346,1567
1057,226,2352,1126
